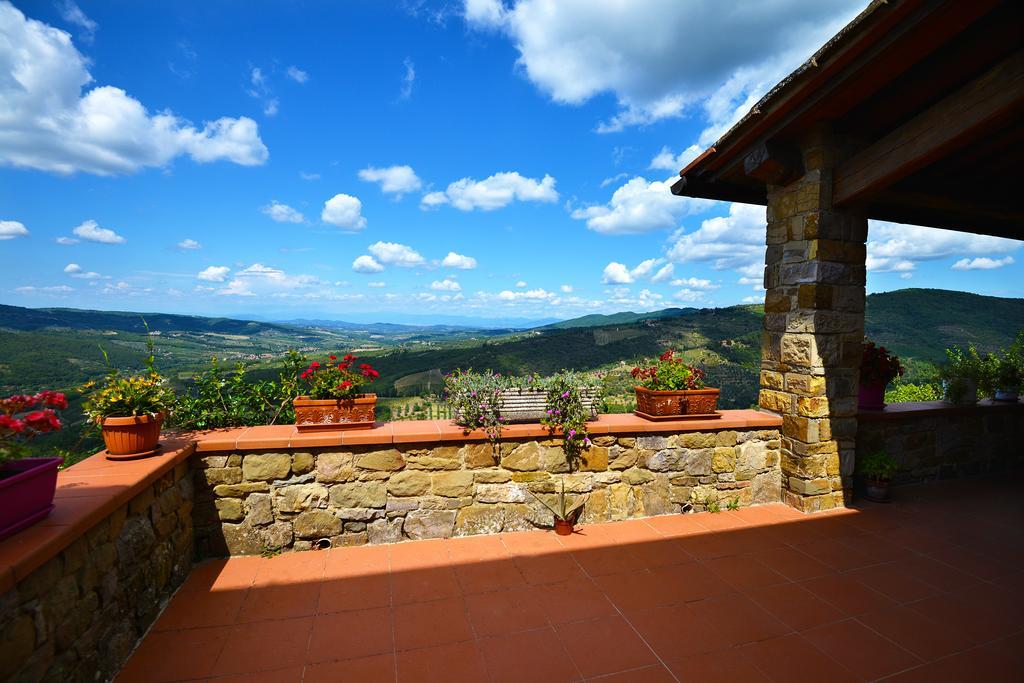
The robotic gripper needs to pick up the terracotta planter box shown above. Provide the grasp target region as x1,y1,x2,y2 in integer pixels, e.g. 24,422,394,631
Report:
0,457,63,541
294,394,377,431
101,413,164,458
634,386,720,419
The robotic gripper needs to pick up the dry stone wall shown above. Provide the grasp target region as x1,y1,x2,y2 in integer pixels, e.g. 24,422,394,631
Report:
0,461,194,683
192,428,782,555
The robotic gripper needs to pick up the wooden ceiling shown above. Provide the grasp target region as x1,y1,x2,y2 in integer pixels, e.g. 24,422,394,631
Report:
672,0,1024,240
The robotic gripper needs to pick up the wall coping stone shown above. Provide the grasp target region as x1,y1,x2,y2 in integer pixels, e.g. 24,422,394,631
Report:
0,437,194,595
188,409,782,452
857,398,1024,423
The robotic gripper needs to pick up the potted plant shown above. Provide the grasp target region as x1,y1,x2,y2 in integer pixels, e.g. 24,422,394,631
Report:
82,345,175,459
540,371,599,471
858,340,904,410
293,354,379,430
992,332,1023,402
631,349,719,419
940,344,984,405
856,450,899,503
526,480,587,536
0,391,67,540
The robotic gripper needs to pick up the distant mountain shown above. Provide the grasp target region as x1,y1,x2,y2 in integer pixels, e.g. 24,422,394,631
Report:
275,314,561,329
538,307,702,330
0,304,298,335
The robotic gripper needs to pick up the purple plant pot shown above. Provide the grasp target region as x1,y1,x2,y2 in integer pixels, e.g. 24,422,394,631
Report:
858,383,886,410
0,457,63,542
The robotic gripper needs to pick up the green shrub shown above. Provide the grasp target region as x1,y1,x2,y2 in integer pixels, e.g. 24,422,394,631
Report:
884,380,942,403
856,450,898,481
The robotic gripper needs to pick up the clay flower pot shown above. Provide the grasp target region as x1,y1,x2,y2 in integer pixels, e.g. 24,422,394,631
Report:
863,477,892,503
554,519,574,536
634,386,720,419
294,394,377,431
101,413,164,458
858,382,886,410
0,457,63,541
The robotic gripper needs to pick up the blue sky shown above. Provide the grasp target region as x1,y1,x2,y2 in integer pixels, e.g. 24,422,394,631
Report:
1,0,1021,324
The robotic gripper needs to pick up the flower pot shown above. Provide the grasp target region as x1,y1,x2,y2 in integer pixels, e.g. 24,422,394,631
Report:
634,386,720,419
101,413,164,458
858,382,886,410
553,519,574,536
863,477,891,503
994,388,1020,402
294,395,376,431
0,457,63,541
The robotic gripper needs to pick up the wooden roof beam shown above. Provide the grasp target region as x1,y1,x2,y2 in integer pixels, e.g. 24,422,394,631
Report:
833,49,1024,206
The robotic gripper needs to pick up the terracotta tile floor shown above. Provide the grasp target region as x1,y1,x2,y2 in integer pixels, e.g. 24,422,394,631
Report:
118,477,1024,682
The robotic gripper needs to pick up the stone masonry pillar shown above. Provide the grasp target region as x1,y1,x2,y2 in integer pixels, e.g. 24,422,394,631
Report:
758,127,868,512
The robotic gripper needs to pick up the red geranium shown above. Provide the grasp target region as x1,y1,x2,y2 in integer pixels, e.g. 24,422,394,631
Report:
1,390,66,464
298,353,379,400
860,341,904,386
632,349,707,391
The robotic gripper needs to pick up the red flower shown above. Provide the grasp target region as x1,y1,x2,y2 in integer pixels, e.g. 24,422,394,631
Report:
338,380,352,390
310,361,320,369
659,349,675,362
344,354,356,362
329,355,337,361
0,414,25,433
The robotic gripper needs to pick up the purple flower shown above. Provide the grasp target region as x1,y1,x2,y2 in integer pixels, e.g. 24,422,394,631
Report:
562,391,570,398
568,429,576,437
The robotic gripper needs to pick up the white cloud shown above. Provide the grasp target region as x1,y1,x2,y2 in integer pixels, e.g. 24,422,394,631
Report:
601,262,634,284
667,202,764,270
742,295,762,304
367,281,387,288
197,266,230,282
286,66,309,83
321,194,367,230
431,278,462,292
952,256,1015,271
57,0,96,43
673,288,707,303
516,280,527,288
0,220,29,240
441,252,478,269
261,201,305,223
368,241,425,267
299,171,320,181
670,276,717,290
560,284,574,293
72,220,126,244
650,263,674,283
497,288,554,302
352,255,385,274
422,171,558,211
218,263,319,297
55,236,78,245
867,221,1021,273
63,262,104,279
600,172,628,188
177,238,201,250
0,3,268,175
649,145,702,171
400,58,415,99
463,0,862,133
571,176,712,234
16,285,74,294
358,165,423,197
629,258,660,279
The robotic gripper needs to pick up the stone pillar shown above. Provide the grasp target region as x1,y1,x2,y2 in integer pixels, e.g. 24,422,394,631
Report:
758,127,868,512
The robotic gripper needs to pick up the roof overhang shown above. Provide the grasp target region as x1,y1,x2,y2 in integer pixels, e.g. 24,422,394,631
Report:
672,0,1024,241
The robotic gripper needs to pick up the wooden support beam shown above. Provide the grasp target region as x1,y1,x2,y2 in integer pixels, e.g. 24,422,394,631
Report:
866,190,1024,240
743,141,804,186
834,50,1024,205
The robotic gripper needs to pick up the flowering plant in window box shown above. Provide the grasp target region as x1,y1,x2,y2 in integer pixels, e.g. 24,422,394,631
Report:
293,354,379,430
0,391,67,540
631,349,719,418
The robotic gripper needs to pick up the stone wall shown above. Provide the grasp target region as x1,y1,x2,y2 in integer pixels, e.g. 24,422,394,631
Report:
192,429,782,555
857,406,1024,484
0,461,194,683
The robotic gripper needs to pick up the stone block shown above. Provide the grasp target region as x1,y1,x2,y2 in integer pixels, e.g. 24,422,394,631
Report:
329,481,386,508
712,447,737,473
475,483,526,504
388,470,431,497
608,447,639,470
737,441,767,472
259,522,293,549
788,476,831,496
432,471,474,497
293,510,342,539
621,468,655,485
678,432,717,449
645,448,681,472
275,483,329,513
404,510,456,540
213,482,269,497
455,505,505,536
367,518,404,544
406,456,460,471
579,446,608,472
316,452,355,482
291,452,314,474
200,467,242,486
636,435,669,450
461,443,498,468
501,442,544,471
242,453,291,481
355,449,405,471
246,493,273,526
215,498,244,522
474,468,511,483
681,448,713,476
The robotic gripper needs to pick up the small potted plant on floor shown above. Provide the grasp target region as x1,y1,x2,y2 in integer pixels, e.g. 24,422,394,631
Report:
293,354,379,430
940,344,985,405
858,340,904,410
526,479,587,536
83,345,175,459
0,391,67,540
632,349,719,419
856,450,899,503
